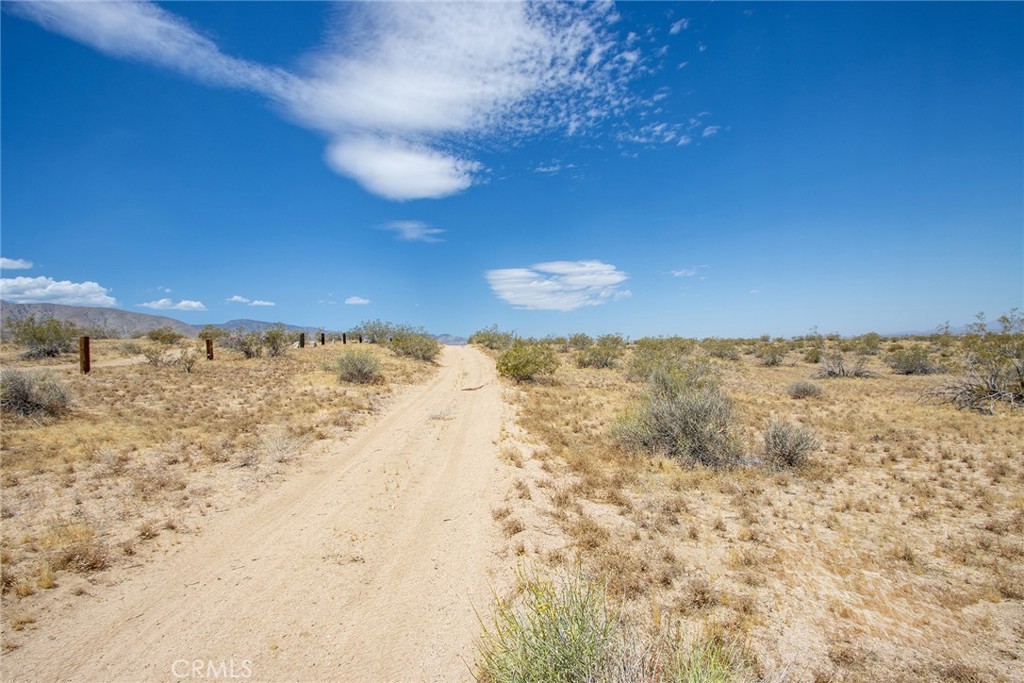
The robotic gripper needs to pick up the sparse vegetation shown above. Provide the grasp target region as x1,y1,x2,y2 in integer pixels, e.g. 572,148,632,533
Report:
3,314,79,358
389,331,441,362
146,326,184,345
816,351,875,378
576,334,625,369
0,369,71,417
262,324,293,358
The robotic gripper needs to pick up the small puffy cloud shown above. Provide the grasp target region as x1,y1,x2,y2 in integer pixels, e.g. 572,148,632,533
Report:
379,220,445,243
249,300,275,307
227,295,250,303
139,298,207,311
227,295,274,306
326,137,479,201
0,276,117,307
702,125,721,138
345,296,371,305
486,260,630,312
0,257,33,270
669,19,689,34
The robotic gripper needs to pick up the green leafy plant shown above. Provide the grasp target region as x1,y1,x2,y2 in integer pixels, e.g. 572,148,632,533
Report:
470,324,516,351
497,342,559,381
389,333,441,362
4,314,79,358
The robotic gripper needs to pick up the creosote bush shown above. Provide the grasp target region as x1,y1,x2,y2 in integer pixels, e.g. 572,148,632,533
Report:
4,314,79,358
886,347,942,375
224,328,263,359
497,342,559,382
615,364,741,468
625,337,695,382
761,419,818,468
389,333,441,362
262,325,292,358
470,324,516,351
577,335,626,369
146,326,184,345
333,350,383,384
0,368,72,417
816,351,875,378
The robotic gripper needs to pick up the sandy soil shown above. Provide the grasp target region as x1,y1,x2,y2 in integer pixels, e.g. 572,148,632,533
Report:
2,345,512,682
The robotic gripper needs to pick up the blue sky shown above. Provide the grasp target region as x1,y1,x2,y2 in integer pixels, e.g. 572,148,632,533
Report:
2,1,1021,338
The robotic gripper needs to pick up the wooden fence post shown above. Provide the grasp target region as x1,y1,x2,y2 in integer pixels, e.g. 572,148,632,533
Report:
342,333,347,345
79,336,91,374
299,333,306,348
320,332,326,346
359,334,363,344
206,338,214,360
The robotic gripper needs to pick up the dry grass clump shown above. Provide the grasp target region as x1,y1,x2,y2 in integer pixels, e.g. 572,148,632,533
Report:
760,420,818,469
0,369,71,417
475,568,755,683
786,380,821,400
614,365,741,469
332,350,384,384
816,351,875,378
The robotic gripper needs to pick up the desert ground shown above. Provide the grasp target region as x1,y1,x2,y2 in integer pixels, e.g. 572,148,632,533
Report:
1,332,1022,682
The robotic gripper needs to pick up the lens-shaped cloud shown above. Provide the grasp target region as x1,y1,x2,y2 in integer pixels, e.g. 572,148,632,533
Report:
486,260,631,311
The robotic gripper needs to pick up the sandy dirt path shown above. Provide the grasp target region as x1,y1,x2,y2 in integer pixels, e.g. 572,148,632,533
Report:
3,345,511,682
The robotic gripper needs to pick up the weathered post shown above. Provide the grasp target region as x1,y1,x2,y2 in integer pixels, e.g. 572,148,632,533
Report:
79,336,91,374
299,333,306,348
359,334,363,344
342,332,347,345
320,332,326,346
206,338,214,360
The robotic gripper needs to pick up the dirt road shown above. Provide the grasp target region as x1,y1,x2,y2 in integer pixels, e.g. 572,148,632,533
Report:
3,345,512,682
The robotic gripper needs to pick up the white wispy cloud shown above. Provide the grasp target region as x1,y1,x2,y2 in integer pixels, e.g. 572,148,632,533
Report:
14,1,682,201
486,260,630,312
379,220,445,243
0,257,33,270
139,298,207,311
669,19,690,35
227,295,250,303
249,300,275,307
670,265,708,278
344,296,371,305
702,125,721,138
0,276,117,307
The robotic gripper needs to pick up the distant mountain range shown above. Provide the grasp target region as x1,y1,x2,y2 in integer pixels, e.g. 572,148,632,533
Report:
0,301,466,344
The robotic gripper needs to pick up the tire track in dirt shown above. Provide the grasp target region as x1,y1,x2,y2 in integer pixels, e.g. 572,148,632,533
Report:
2,345,510,682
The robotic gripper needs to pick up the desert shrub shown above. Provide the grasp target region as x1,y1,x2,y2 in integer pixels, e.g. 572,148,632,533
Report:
262,325,292,358
1,369,71,417
223,328,263,358
761,420,818,468
755,342,786,366
4,314,79,358
787,380,822,399
803,345,822,364
566,332,594,351
80,325,121,340
389,333,441,362
476,570,614,683
141,344,169,366
334,350,383,384
855,332,883,355
926,349,1023,414
497,342,559,381
175,343,200,373
198,325,227,341
615,365,741,468
470,325,515,351
625,337,695,382
146,326,184,345
886,347,942,375
355,319,398,344
816,351,875,378
577,335,625,369
701,338,740,361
